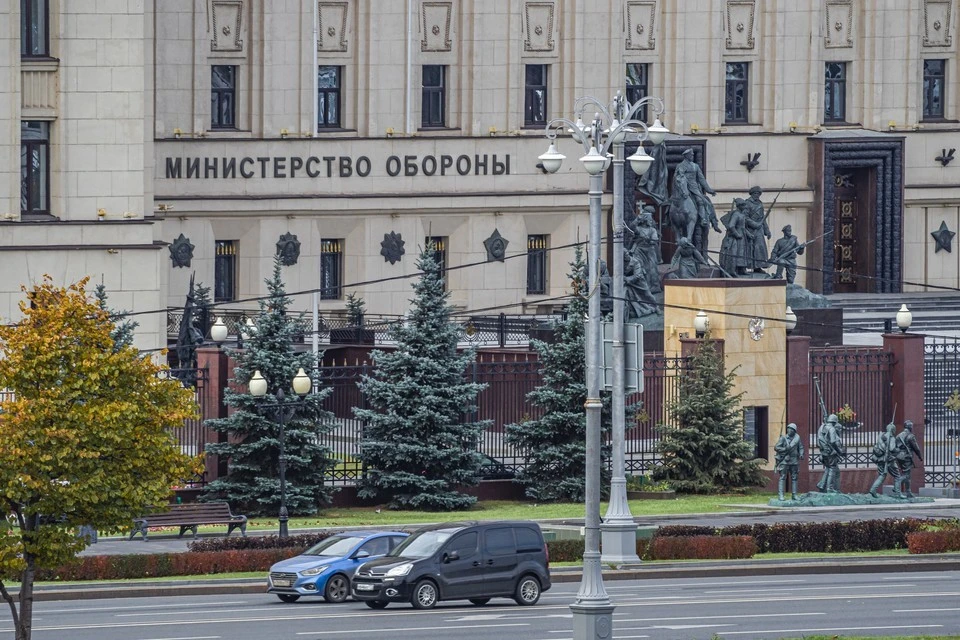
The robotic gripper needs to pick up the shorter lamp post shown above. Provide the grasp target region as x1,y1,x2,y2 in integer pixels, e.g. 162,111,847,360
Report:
249,367,312,538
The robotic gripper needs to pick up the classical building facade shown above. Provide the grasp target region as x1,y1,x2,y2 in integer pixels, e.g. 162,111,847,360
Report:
3,1,960,350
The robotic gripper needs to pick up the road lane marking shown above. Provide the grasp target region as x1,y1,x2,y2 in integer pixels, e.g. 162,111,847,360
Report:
604,579,806,590
701,583,916,595
139,636,221,640
612,590,960,608
37,601,247,614
719,625,943,636
618,612,824,624
293,623,529,635
894,607,960,613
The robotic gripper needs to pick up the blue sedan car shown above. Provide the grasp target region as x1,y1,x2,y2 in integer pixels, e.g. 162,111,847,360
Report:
268,531,408,603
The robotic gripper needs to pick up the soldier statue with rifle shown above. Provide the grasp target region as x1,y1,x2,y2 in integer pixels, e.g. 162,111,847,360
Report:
742,186,774,273
869,422,903,498
895,420,923,498
774,423,804,501
813,377,847,492
768,225,804,284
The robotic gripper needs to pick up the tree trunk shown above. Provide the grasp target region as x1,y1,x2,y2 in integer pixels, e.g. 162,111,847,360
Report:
0,581,20,638
16,562,34,640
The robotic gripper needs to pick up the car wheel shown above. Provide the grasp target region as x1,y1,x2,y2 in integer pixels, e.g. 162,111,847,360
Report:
323,574,350,603
411,579,439,610
365,600,389,609
514,575,541,606
277,594,300,603
469,598,490,606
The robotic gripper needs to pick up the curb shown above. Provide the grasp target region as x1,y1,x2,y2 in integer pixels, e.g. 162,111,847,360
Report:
21,555,960,602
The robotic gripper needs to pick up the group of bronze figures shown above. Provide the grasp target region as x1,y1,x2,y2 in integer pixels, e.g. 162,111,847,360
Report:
609,146,813,321
774,416,923,502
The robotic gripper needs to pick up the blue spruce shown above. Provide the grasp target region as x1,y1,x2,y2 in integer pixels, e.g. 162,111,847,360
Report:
505,246,610,502
202,256,336,515
355,244,487,510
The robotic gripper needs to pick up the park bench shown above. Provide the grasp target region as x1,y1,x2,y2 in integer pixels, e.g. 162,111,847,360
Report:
129,502,247,540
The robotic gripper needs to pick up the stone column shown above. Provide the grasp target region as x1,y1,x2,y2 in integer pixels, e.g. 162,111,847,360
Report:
786,336,812,492
882,333,926,488
196,346,229,482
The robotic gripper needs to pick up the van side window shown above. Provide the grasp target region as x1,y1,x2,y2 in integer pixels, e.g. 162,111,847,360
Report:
515,527,542,552
484,527,517,556
447,531,479,559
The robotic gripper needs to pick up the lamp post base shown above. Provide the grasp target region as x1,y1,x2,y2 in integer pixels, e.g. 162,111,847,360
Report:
571,602,617,640
600,519,642,567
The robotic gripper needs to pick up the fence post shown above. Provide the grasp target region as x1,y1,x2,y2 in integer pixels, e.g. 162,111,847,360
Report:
196,346,229,483
787,335,812,493
882,332,926,489
498,313,506,348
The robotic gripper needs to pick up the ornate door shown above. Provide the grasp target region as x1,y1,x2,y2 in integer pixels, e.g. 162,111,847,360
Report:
833,174,860,294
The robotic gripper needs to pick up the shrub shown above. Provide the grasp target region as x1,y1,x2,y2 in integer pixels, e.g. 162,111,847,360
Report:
37,548,302,581
656,525,717,537
727,519,924,553
907,530,960,554
547,539,584,563
649,536,756,560
188,532,336,553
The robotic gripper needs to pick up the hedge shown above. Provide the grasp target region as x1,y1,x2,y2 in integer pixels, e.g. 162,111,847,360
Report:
37,548,303,582
651,535,756,560
907,530,960,554
658,518,924,553
189,532,336,553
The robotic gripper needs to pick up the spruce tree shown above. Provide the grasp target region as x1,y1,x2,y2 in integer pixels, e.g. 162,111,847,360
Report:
94,283,138,350
504,246,610,502
345,292,366,326
651,335,766,493
202,257,336,515
354,245,487,510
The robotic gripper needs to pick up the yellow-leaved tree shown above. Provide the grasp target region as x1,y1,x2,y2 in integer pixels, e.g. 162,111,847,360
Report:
0,278,201,640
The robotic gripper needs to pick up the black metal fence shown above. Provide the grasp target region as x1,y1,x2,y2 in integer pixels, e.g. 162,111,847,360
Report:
625,355,688,476
808,347,894,468
924,340,960,487
165,368,210,459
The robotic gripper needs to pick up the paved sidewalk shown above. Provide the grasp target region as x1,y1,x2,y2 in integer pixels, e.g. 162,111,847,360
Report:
80,498,960,557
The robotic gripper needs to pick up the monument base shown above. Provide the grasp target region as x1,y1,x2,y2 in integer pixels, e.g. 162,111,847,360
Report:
768,492,935,507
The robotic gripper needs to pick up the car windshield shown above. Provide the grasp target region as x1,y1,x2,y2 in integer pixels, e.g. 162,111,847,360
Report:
388,530,453,558
302,535,364,557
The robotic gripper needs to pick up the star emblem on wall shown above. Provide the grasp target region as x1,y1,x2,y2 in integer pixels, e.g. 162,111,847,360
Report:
483,228,509,262
169,234,195,268
380,231,405,265
931,220,956,253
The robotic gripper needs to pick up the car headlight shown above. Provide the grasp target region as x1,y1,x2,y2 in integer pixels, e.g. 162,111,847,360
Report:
299,565,329,577
385,563,413,577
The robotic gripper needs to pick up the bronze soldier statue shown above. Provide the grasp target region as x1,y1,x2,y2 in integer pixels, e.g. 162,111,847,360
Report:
816,414,844,493
775,423,804,501
869,423,902,498
719,198,749,276
769,224,805,284
894,420,923,498
675,149,721,259
742,186,772,273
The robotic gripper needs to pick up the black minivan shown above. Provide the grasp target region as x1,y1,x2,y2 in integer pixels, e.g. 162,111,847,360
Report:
351,521,550,610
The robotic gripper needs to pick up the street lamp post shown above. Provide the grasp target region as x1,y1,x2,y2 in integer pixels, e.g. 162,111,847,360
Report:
538,93,666,640
249,367,312,538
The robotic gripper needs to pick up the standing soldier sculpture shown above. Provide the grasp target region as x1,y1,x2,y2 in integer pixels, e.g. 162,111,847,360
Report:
895,420,923,498
869,423,902,498
742,186,772,273
768,224,805,284
774,423,804,501
719,198,748,276
816,414,844,493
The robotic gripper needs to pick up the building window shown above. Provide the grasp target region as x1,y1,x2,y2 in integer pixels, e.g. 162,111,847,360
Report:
923,59,946,120
318,66,341,128
211,65,237,130
422,65,446,128
625,63,649,122
527,235,548,295
20,121,49,216
824,62,847,123
214,240,238,302
724,62,749,124
320,239,343,300
20,0,48,57
425,236,447,289
524,64,548,126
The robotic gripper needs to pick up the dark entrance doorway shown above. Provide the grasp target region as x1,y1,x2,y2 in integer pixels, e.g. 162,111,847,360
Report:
832,169,876,293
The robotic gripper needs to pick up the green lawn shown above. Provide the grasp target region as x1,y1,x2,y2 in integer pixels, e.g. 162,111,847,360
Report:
235,494,772,532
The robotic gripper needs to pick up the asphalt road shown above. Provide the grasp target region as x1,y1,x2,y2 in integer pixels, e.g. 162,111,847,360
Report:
4,571,960,640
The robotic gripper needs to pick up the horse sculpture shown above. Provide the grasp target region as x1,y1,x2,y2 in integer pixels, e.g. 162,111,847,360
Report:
667,171,698,251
